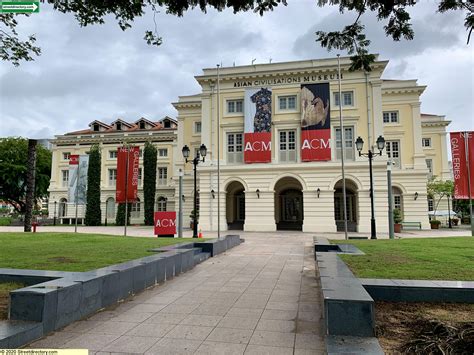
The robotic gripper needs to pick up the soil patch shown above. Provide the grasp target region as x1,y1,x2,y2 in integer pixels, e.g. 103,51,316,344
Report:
0,283,25,320
375,301,474,354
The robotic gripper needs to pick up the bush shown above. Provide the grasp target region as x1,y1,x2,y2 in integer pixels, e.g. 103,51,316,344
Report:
430,219,441,225
393,208,403,224
0,217,12,226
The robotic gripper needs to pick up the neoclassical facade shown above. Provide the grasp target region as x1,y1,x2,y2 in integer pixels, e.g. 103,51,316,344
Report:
174,56,451,234
48,117,177,224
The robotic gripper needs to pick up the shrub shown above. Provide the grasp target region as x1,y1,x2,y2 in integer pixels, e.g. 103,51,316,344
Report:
393,208,403,224
0,217,12,226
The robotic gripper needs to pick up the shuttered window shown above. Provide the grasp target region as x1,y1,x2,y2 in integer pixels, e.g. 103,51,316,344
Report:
227,133,243,164
279,130,297,163
386,141,401,168
335,127,354,161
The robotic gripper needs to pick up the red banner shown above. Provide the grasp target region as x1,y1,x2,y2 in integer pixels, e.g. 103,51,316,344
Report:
69,155,79,165
116,146,140,203
450,131,474,199
244,132,271,163
154,211,176,236
300,83,331,162
301,129,331,161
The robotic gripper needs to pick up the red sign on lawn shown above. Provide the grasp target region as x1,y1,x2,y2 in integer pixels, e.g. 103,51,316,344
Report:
154,211,176,236
116,146,140,203
450,131,474,199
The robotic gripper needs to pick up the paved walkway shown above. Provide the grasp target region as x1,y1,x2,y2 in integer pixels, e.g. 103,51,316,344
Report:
28,233,325,354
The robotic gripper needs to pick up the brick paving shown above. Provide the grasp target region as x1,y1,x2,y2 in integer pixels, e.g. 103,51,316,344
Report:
27,232,326,354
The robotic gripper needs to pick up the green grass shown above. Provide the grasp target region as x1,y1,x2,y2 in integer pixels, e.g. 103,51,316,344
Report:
0,217,11,226
0,282,25,320
335,237,474,281
0,232,192,272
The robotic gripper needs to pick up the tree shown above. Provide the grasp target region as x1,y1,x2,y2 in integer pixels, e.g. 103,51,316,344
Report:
85,144,102,225
115,202,131,226
143,141,157,225
2,1,472,70
24,139,37,232
427,178,454,220
0,137,51,213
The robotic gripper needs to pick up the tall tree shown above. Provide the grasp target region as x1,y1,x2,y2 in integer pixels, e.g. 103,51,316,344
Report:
115,202,131,226
24,139,37,232
85,144,102,225
2,1,472,70
143,141,157,225
0,137,51,213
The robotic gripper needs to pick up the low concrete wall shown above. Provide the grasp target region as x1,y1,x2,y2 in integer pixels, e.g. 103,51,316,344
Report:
1,235,243,348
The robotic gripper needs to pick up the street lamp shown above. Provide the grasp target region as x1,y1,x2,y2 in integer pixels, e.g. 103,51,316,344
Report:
356,135,386,239
182,144,207,238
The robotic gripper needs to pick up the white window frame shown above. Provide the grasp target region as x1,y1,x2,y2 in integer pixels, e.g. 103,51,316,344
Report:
157,197,167,212
138,167,142,187
426,158,433,179
422,138,432,148
131,198,141,218
335,126,355,161
63,152,71,161
278,95,298,112
386,140,401,168
158,167,168,186
279,130,297,163
62,170,69,187
383,111,399,124
194,121,202,134
334,91,354,107
428,198,434,211
109,150,117,159
226,99,244,115
108,169,117,187
226,132,244,164
158,148,168,158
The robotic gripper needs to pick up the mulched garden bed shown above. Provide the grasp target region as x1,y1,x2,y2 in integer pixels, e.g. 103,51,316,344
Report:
375,301,474,354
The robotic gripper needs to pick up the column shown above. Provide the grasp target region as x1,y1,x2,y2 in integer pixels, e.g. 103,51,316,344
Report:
371,80,383,148
440,132,451,179
244,190,276,232
411,102,426,169
302,189,337,233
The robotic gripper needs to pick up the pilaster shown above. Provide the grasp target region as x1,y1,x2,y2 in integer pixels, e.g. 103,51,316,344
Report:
244,191,276,231
302,190,337,232
411,102,426,169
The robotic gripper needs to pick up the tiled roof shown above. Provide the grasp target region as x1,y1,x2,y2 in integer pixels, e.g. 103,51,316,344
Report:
65,117,176,135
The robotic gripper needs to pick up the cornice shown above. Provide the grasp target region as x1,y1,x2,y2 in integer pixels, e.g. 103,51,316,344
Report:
53,131,176,145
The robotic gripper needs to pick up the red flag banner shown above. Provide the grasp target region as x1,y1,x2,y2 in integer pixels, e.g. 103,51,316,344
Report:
69,155,79,165
450,131,474,199
116,146,140,203
300,83,331,162
244,88,272,163
154,211,176,236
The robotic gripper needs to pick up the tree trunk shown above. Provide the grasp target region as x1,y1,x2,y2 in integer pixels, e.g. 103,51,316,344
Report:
24,139,37,232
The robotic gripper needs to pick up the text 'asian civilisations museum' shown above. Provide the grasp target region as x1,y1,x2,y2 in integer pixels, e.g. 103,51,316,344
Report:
48,56,451,233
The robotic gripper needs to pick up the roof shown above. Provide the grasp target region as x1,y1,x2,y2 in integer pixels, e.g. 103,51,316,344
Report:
65,117,177,135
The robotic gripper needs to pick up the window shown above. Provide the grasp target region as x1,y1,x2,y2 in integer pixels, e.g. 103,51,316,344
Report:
279,130,297,162
428,198,434,211
194,122,202,134
108,169,117,186
131,198,140,218
335,127,354,160
383,111,399,123
227,99,243,114
116,122,122,131
93,123,100,132
163,120,171,128
157,197,167,212
158,148,168,157
422,138,432,147
426,159,433,179
138,168,142,186
227,132,243,164
334,91,353,107
109,150,117,159
158,167,167,185
62,170,69,187
139,149,143,158
139,121,146,129
392,187,403,212
386,141,401,168
279,95,297,110
63,152,71,160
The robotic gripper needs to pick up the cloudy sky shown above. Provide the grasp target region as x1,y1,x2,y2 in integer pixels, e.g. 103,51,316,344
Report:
0,1,472,139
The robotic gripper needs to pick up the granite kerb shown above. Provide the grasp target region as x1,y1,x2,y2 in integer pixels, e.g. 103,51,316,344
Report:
1,234,243,348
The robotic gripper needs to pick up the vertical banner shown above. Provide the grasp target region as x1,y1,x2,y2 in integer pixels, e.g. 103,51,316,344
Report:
244,88,272,163
154,211,177,236
300,83,331,161
450,131,474,199
76,155,89,204
68,155,79,202
116,146,140,203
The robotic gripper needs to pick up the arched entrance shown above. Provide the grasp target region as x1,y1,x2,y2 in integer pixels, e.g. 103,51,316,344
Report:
226,181,245,230
334,179,359,232
275,177,303,231
106,197,115,219
59,198,67,217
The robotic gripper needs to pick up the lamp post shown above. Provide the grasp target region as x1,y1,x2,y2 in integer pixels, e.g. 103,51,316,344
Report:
356,135,386,239
447,194,452,229
53,201,57,226
182,144,207,238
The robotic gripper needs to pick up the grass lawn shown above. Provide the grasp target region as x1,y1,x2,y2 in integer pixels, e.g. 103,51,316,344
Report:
0,232,192,272
335,237,474,280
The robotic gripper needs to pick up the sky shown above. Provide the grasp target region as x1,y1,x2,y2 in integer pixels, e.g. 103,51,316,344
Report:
0,1,472,139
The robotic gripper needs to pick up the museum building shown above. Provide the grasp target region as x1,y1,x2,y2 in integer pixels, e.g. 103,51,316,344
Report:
174,56,451,233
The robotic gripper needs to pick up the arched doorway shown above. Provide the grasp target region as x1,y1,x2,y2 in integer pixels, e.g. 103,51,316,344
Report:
59,198,67,217
226,181,245,230
392,186,403,216
275,177,303,231
334,179,359,232
156,196,167,212
106,197,115,219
